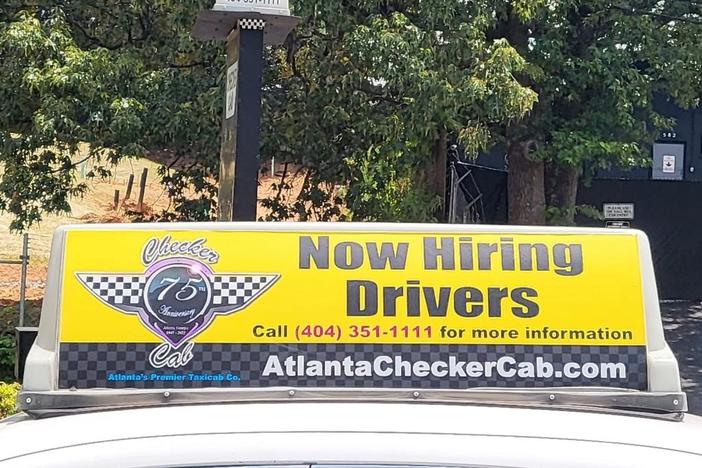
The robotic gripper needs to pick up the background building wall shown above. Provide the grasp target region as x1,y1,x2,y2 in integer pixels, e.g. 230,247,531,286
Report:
459,97,702,299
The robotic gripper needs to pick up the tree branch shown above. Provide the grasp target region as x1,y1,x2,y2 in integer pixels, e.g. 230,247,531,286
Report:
354,85,407,106
611,4,702,26
66,16,127,50
50,154,92,173
273,162,289,202
168,61,210,69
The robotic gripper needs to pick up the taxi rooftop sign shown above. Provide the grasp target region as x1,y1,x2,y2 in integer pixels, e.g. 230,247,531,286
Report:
19,223,686,414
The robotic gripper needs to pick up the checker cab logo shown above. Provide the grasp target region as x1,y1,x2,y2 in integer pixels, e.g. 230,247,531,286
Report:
76,235,279,368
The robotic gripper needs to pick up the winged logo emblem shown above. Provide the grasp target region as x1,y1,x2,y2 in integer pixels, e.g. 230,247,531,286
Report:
77,255,279,348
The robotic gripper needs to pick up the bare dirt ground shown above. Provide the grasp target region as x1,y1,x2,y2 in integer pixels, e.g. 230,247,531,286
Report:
0,158,169,303
0,160,304,303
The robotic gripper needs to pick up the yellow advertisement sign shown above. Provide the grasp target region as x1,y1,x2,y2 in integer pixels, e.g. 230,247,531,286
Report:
60,229,645,346
56,228,649,391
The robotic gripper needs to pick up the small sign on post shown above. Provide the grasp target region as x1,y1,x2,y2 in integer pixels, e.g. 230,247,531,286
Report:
606,221,631,229
214,0,291,17
225,62,239,120
603,203,635,220
192,0,298,44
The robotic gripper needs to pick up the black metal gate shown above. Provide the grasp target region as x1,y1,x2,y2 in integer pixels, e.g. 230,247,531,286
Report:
577,179,702,300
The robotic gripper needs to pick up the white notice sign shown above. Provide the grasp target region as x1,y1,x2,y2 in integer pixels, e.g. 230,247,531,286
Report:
662,155,676,174
225,62,238,119
215,0,289,13
603,203,635,220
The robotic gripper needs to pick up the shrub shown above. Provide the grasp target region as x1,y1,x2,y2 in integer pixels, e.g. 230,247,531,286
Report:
0,335,14,382
0,301,41,382
0,382,19,419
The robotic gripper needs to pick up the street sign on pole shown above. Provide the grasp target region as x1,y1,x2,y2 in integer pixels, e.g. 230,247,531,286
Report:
192,1,298,45
192,1,299,221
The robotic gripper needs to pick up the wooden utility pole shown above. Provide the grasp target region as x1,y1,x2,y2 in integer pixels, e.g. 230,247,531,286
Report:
192,1,298,221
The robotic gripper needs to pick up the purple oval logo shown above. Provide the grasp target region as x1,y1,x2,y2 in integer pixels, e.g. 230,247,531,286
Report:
143,260,212,346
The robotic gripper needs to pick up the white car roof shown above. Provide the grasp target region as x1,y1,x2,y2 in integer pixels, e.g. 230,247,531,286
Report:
2,402,702,466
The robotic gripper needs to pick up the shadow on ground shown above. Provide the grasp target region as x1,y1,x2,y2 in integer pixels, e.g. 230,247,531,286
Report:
661,301,702,415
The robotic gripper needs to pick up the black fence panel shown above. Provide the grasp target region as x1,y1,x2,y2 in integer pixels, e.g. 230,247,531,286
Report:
578,180,702,300
449,164,508,224
449,166,699,299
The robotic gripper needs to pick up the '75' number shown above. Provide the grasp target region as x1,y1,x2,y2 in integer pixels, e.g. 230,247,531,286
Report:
158,277,205,302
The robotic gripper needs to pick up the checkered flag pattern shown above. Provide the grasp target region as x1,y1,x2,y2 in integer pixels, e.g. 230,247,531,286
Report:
212,274,277,307
77,274,145,306
59,343,648,391
239,18,265,30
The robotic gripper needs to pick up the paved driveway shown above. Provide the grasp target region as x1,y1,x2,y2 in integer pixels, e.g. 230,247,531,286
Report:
662,301,702,414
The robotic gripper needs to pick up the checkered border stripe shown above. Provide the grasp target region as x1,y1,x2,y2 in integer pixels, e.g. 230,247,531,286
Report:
59,343,647,390
239,19,265,30
212,275,274,306
78,274,146,306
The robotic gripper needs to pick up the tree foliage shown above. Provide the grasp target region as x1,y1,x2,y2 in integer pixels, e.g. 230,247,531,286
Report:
0,1,221,230
1,0,539,229
262,1,539,221
1,1,700,229
0,382,19,418
498,0,702,224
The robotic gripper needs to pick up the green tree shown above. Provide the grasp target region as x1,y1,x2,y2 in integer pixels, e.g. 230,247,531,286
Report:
494,1,702,225
261,0,539,221
7,1,695,228
0,1,539,229
0,1,222,231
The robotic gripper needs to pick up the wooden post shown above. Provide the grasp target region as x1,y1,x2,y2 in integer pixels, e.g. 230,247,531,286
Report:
125,173,135,200
218,28,240,222
232,25,265,221
113,189,120,210
191,0,299,221
18,233,28,328
137,168,148,212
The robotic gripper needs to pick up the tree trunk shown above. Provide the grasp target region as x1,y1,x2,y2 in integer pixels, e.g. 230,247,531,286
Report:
507,139,545,225
544,163,582,225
